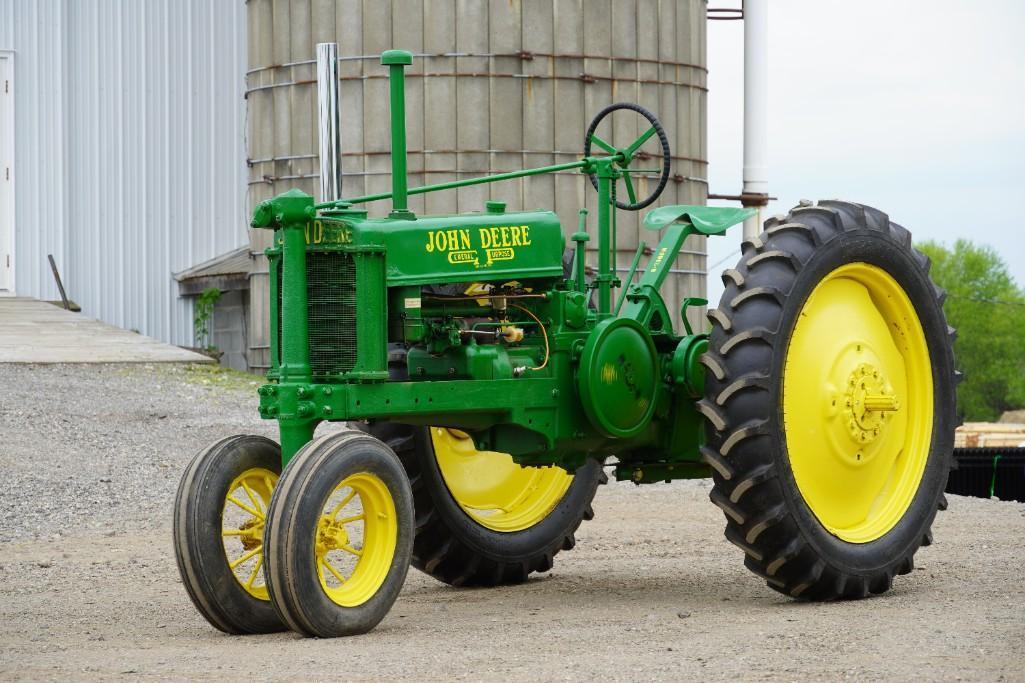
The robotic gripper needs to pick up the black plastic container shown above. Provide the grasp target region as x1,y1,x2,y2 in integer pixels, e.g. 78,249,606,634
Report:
946,447,1025,503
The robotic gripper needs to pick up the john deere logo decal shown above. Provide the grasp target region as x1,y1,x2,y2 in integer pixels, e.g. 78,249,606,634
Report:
304,220,352,245
424,226,531,268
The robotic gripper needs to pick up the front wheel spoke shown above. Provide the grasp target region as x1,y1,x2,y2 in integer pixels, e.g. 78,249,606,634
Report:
240,480,263,514
626,126,657,156
320,557,348,584
329,489,358,518
589,132,617,155
335,513,365,526
221,528,248,537
619,169,635,202
340,544,362,558
229,545,262,570
227,494,264,520
245,555,263,588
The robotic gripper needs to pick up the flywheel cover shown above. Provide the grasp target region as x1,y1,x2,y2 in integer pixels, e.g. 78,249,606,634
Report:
577,317,659,438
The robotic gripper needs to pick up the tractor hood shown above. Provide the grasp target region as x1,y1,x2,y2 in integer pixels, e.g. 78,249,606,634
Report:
308,209,566,286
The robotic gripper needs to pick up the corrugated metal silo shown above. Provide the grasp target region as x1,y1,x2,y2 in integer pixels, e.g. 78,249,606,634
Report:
245,0,707,371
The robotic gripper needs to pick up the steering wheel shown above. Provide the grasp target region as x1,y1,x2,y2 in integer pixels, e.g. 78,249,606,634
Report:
583,103,672,211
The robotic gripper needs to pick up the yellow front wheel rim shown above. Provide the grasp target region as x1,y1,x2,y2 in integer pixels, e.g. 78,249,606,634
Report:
221,467,278,600
316,472,398,607
783,263,934,543
431,428,573,532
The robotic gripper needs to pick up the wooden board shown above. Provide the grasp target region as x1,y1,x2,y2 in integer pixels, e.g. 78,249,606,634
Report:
955,423,1025,448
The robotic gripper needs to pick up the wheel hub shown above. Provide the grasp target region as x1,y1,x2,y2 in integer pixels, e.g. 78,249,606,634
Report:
782,262,934,543
316,517,351,556
843,363,900,446
237,518,264,551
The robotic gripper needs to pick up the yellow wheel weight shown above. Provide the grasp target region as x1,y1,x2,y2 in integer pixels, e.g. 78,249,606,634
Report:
431,428,573,532
783,262,934,543
315,472,398,608
221,467,278,600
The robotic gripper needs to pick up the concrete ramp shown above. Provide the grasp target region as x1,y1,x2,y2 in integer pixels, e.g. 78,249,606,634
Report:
0,298,212,363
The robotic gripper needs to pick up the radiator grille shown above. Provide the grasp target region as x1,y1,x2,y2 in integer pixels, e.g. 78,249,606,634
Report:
273,250,362,378
307,251,357,378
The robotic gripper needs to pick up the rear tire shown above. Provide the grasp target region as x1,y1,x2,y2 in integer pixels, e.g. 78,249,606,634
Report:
702,200,957,600
366,422,606,586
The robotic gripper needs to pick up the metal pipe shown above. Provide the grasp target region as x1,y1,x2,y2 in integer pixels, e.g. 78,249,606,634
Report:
316,43,342,202
596,173,613,316
381,50,414,218
742,0,769,241
615,242,646,316
253,148,706,164
573,209,589,293
319,159,588,208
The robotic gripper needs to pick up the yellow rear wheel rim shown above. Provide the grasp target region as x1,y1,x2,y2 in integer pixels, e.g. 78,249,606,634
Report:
221,467,278,600
783,262,933,543
315,472,398,607
431,428,574,532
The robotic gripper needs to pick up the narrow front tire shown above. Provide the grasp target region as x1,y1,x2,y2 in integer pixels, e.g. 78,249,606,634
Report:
173,435,286,634
263,431,414,638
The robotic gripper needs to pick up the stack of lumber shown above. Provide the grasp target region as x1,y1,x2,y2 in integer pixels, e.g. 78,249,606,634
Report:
955,423,1025,448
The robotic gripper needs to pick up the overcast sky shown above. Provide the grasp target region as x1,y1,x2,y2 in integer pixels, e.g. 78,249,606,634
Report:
704,1,1025,304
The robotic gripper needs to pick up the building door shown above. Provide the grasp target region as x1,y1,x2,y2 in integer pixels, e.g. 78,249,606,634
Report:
0,52,12,294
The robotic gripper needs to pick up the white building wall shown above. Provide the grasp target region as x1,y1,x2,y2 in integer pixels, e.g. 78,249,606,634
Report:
0,0,248,346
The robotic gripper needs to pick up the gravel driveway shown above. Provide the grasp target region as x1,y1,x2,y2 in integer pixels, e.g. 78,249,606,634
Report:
1,363,1022,681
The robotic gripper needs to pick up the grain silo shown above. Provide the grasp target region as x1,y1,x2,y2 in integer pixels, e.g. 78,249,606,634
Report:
244,0,707,372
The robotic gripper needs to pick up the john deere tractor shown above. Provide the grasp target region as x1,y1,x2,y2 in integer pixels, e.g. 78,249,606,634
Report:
173,51,956,638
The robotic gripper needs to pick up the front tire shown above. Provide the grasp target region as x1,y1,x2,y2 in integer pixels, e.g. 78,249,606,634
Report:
263,432,414,637
173,435,286,634
702,200,957,599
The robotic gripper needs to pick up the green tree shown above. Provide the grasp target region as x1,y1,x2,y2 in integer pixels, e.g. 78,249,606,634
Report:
917,240,1025,421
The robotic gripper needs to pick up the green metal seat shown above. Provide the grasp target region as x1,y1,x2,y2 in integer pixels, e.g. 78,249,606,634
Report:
642,205,755,236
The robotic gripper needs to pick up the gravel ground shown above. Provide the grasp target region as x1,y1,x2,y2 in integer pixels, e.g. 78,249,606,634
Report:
1,363,1023,681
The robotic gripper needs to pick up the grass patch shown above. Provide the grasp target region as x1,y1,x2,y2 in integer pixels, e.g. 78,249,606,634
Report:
118,362,265,394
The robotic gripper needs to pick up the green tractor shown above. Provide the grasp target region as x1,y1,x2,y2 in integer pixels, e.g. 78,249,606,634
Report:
173,51,957,638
